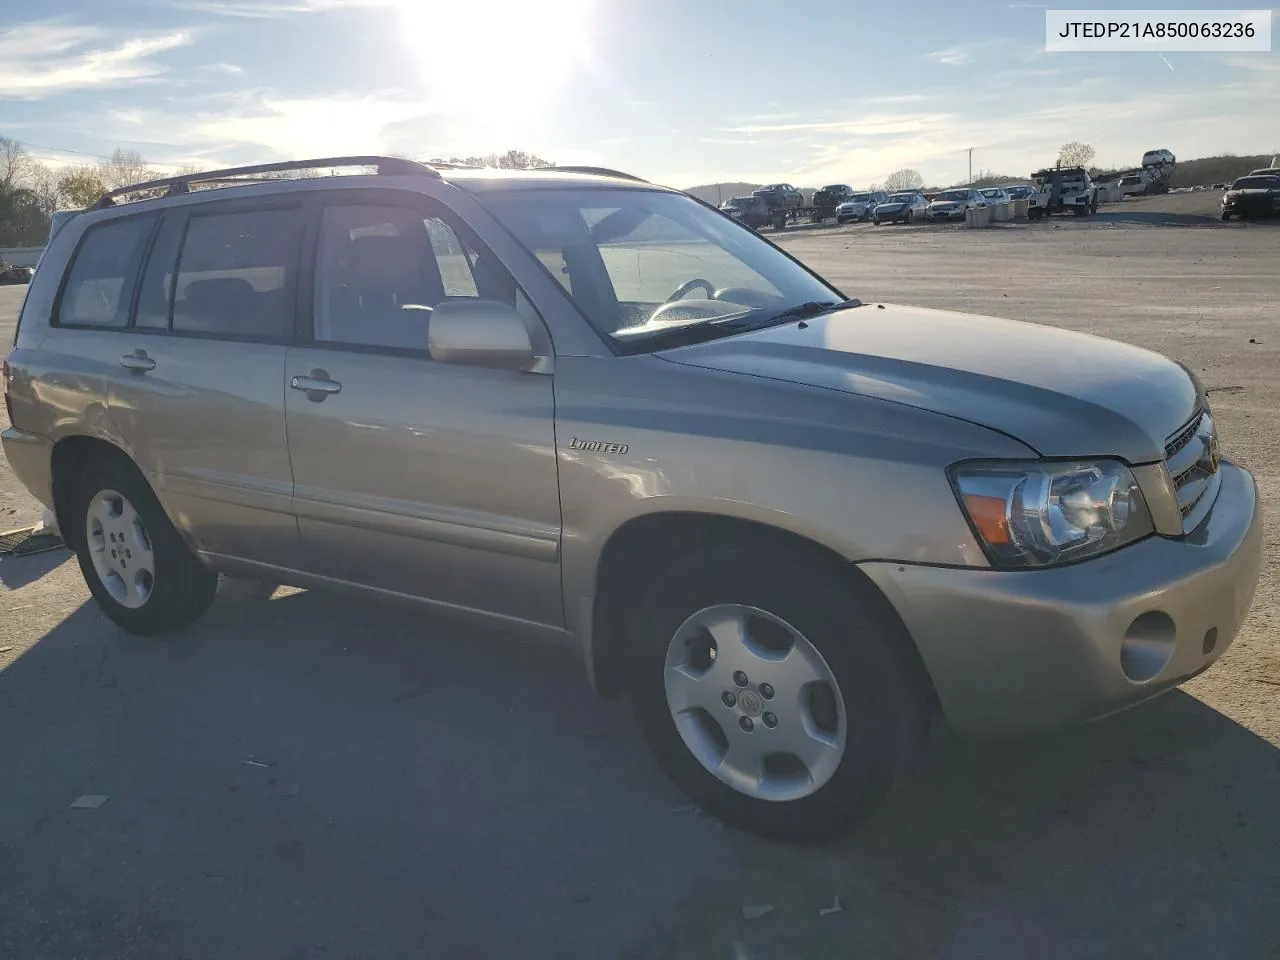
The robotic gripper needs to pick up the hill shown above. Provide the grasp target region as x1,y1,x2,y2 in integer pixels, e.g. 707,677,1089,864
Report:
1171,154,1277,187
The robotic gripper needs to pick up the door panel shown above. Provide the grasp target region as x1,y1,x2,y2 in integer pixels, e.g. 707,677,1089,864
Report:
103,203,303,568
284,350,561,625
282,198,562,627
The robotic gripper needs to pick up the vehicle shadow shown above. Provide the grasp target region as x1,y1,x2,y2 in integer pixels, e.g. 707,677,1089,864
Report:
1097,209,1226,226
0,545,71,589
1,587,1277,959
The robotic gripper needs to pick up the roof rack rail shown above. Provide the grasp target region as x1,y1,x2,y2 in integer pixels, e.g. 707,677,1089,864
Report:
91,155,438,209
546,165,648,183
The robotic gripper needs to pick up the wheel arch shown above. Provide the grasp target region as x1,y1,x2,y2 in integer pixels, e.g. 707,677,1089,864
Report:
50,435,145,550
586,510,935,705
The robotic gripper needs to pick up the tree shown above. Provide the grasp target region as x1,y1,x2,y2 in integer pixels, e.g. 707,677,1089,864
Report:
437,149,554,169
1057,141,1095,168
884,168,924,192
0,136,34,193
98,148,153,189
55,169,108,208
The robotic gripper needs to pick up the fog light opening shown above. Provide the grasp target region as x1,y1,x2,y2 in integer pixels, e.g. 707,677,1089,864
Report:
1202,627,1219,656
1120,611,1176,684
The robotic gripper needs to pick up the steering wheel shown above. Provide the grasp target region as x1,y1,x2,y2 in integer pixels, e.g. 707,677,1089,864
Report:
665,278,716,303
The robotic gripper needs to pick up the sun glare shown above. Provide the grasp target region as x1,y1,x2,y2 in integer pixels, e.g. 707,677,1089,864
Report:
393,0,594,116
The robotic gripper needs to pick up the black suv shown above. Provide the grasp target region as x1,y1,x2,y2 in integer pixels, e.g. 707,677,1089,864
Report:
751,183,804,212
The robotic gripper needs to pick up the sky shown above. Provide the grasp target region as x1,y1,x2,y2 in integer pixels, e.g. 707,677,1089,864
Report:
1,0,1278,189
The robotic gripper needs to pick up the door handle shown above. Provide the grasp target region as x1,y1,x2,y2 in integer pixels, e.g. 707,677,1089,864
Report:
290,369,342,401
119,351,156,373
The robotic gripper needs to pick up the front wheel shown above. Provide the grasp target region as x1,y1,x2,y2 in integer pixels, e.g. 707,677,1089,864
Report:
72,459,218,634
904,210,913,224
1221,210,1232,221
872,217,881,226
627,545,931,840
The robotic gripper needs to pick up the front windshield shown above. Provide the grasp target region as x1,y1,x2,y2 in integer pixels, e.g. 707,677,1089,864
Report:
849,193,871,201
1233,177,1278,189
485,189,844,353
936,190,968,201
980,189,1002,198
886,194,913,203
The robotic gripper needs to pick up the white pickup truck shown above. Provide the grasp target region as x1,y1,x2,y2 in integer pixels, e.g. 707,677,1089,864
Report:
1028,166,1098,219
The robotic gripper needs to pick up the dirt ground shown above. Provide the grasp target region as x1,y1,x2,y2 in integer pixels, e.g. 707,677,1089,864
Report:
1,194,1278,959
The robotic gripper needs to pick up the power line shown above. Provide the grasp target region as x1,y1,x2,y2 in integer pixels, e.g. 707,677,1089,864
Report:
12,138,114,161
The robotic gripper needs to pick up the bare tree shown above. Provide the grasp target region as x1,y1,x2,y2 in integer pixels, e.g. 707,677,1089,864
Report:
883,168,924,192
56,168,108,208
0,136,34,193
98,148,153,189
1057,141,1096,168
27,165,63,216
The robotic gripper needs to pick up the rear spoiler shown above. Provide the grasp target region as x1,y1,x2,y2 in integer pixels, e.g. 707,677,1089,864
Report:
48,209,84,242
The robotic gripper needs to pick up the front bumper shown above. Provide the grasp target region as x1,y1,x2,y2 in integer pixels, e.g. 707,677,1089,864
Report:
1,427,54,509
859,460,1262,737
929,207,965,220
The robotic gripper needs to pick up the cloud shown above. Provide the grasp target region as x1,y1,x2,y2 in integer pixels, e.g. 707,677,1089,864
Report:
926,37,1029,66
193,92,437,158
0,20,192,97
1223,53,1280,74
199,62,246,75
174,0,387,15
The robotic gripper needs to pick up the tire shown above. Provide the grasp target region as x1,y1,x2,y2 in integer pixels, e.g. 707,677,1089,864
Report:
1221,211,1232,221
904,210,913,224
72,458,218,635
873,217,881,226
1090,194,1098,214
626,544,931,841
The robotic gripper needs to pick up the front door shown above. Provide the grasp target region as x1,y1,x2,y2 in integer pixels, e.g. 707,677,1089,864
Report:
283,196,563,628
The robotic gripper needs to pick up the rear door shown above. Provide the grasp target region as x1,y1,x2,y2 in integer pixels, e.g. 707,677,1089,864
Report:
100,197,304,568
281,192,562,627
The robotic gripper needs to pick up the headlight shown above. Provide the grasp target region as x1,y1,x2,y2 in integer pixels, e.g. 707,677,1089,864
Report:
950,460,1154,568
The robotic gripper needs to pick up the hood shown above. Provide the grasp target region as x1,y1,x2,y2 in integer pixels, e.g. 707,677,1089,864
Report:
878,201,907,209
659,303,1198,463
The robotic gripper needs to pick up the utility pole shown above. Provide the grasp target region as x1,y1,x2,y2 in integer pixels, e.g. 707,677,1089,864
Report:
967,147,974,185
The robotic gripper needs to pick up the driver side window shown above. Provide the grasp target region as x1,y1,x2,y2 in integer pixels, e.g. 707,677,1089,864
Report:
312,203,515,353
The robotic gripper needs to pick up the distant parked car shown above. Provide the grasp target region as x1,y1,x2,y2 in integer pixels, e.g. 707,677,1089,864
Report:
978,187,1010,205
1221,175,1280,220
751,183,804,214
1118,175,1146,198
1248,167,1280,177
928,188,987,221
812,184,854,213
873,192,929,224
720,195,772,229
0,262,34,285
835,190,888,223
1001,185,1037,201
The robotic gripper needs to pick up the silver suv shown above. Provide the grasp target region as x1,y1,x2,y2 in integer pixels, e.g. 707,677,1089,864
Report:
3,157,1262,839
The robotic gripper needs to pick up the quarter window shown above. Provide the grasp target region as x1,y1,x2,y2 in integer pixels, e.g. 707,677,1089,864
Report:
172,208,304,340
57,216,154,328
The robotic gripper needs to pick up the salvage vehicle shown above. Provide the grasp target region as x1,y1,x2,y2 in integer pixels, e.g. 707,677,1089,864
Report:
873,191,929,224
2,157,1262,841
0,262,34,285
1119,175,1146,198
1029,166,1097,218
835,191,888,223
927,188,987,221
978,187,1010,205
720,195,771,229
811,184,853,219
1220,175,1280,220
751,183,804,215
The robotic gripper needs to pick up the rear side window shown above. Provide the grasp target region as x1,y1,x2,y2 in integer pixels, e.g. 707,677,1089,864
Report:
135,216,185,330
56,216,154,328
172,208,303,341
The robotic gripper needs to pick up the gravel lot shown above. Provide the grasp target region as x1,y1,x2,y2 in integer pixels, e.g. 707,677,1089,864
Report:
2,194,1278,959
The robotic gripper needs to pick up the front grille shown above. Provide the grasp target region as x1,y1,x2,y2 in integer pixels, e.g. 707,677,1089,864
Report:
1164,408,1219,529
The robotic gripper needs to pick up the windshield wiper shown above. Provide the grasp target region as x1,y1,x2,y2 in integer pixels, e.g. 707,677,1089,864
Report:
752,298,861,326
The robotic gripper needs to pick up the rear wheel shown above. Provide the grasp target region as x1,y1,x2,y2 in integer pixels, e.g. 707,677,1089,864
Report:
904,210,913,224
72,459,217,634
627,545,931,840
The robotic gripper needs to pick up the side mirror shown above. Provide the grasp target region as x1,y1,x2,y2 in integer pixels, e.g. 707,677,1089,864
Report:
428,299,536,370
